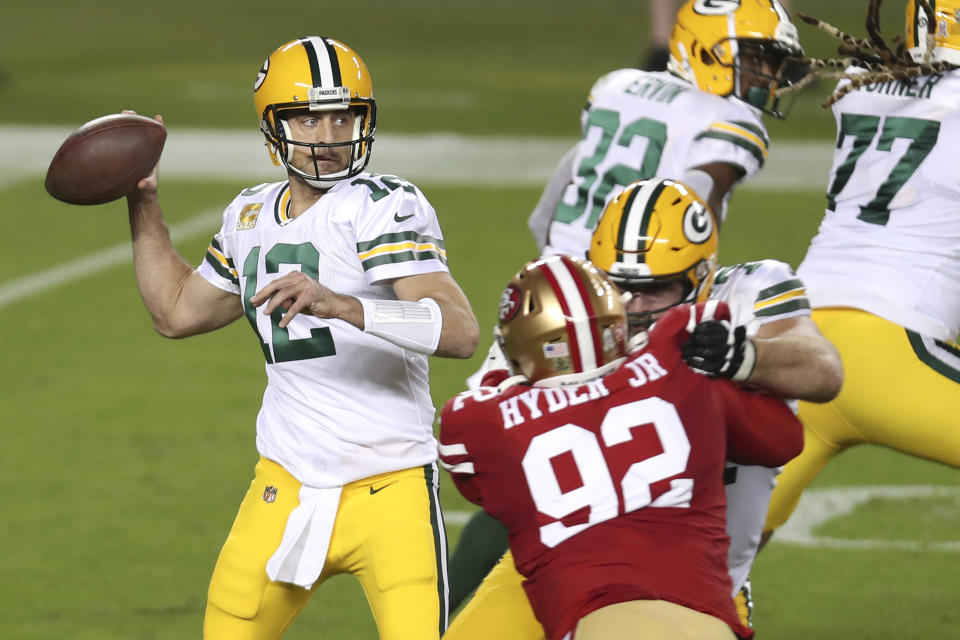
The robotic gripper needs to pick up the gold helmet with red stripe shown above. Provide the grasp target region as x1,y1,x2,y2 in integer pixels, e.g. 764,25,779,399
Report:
496,255,628,383
668,0,805,117
254,36,376,186
589,178,718,328
906,0,960,65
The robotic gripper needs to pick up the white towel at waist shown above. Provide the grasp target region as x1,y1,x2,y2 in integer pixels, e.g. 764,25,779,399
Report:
265,485,343,589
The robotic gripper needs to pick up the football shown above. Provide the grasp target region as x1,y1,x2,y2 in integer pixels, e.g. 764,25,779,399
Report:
45,113,167,205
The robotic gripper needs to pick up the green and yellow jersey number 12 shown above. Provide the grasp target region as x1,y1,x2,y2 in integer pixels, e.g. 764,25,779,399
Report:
241,243,336,364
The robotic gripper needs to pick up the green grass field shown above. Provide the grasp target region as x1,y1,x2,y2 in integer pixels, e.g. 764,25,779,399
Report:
2,1,958,638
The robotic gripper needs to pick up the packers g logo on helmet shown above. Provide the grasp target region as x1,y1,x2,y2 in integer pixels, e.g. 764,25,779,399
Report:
694,0,742,15
906,0,960,65
254,36,377,187
496,255,627,383
668,0,804,118
589,178,718,326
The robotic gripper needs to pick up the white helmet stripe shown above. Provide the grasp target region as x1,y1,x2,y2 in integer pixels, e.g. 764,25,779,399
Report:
619,178,666,266
543,258,599,371
770,0,789,24
302,36,339,88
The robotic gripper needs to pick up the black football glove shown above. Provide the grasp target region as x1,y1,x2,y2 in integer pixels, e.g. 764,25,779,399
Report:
682,318,757,382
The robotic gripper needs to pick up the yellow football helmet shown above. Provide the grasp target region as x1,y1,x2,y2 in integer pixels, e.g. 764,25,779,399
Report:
906,0,960,65
496,255,628,383
668,0,805,117
254,36,376,186
589,178,718,328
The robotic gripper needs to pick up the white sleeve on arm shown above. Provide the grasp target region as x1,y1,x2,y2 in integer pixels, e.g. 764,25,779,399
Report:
359,297,443,355
528,144,579,252
680,169,715,206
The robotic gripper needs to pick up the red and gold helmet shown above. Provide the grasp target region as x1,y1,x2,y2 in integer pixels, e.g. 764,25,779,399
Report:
254,36,376,186
668,0,805,117
496,255,627,383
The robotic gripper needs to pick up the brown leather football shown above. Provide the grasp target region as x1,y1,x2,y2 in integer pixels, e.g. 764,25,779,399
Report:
45,113,167,205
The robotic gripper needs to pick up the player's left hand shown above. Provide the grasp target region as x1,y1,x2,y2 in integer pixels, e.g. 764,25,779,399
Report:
681,308,756,382
250,271,343,328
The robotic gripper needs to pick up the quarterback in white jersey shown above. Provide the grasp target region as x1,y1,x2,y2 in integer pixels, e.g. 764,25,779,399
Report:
764,3,960,553
123,37,478,640
198,176,449,488
444,180,841,640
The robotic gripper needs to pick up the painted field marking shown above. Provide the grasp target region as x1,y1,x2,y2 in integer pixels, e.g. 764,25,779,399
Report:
1,125,832,189
774,485,960,552
0,125,833,307
443,485,960,552
0,210,220,309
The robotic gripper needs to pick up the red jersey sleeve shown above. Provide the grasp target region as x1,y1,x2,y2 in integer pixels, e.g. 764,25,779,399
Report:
719,383,803,466
438,392,488,507
479,368,511,387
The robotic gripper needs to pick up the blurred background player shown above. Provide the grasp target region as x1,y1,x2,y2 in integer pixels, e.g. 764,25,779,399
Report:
125,36,478,639
761,1,960,551
450,0,809,611
444,179,842,639
439,255,804,640
642,0,794,71
530,0,805,258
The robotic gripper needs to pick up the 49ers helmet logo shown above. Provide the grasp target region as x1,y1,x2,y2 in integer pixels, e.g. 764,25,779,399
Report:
499,284,522,323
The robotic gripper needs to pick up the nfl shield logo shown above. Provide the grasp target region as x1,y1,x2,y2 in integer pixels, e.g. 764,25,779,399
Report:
262,485,278,503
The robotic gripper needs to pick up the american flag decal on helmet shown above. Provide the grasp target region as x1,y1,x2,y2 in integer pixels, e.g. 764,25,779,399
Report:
535,255,604,373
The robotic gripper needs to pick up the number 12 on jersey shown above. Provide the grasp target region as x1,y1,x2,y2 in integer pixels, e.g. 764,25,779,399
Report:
522,397,693,548
241,243,336,364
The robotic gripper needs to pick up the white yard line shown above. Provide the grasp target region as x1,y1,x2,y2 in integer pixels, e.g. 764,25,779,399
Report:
0,125,832,188
772,485,960,552
0,210,220,309
0,126,833,308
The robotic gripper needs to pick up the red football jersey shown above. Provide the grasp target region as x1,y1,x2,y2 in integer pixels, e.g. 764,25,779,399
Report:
439,305,802,640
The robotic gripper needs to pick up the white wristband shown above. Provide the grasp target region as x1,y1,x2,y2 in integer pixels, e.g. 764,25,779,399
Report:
359,297,443,355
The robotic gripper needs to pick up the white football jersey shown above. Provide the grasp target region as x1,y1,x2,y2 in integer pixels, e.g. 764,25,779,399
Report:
543,69,769,257
798,69,960,340
198,173,448,488
711,259,812,338
709,258,809,593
